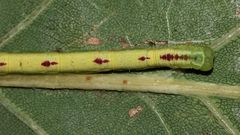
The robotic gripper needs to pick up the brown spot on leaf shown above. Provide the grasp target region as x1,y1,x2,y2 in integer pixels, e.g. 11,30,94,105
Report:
85,76,92,81
128,105,143,118
119,37,130,48
86,37,102,45
122,80,128,84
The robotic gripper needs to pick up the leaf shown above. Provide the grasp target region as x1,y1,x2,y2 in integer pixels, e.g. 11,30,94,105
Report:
0,0,240,134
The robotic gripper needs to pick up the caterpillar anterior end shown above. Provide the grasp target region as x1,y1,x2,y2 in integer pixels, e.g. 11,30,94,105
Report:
0,45,214,74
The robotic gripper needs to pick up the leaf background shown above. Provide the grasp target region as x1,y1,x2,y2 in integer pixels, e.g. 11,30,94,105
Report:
0,0,240,134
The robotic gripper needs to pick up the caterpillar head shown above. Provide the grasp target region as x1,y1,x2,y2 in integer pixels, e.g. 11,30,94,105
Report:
191,46,214,71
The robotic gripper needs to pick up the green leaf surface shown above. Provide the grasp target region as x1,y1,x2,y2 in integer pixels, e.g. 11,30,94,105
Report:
0,0,240,134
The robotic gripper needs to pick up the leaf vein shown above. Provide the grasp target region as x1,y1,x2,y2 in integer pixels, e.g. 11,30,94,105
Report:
0,74,239,98
166,0,173,39
198,96,240,135
0,0,54,48
0,91,49,135
138,94,172,135
211,25,240,51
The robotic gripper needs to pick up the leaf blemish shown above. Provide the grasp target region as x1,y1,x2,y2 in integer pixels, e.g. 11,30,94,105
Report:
85,76,92,81
128,105,143,118
122,80,128,84
119,37,130,48
86,37,102,45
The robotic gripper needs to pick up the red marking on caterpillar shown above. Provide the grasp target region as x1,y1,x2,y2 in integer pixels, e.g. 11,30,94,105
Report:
0,62,7,67
138,56,150,61
160,54,189,61
174,54,179,60
41,60,58,67
93,58,110,65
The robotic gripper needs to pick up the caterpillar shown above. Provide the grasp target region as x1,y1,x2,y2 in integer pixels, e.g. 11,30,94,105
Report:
0,45,214,74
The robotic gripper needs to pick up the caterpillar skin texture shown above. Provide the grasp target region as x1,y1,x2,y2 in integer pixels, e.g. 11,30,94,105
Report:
0,45,214,74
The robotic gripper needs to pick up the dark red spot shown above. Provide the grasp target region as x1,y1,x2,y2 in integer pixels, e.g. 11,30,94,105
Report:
103,59,109,63
94,58,102,64
0,62,6,67
160,54,174,61
93,58,109,65
41,60,58,67
160,54,189,61
42,61,50,67
160,55,166,60
138,56,150,61
166,54,174,61
175,54,179,60
51,62,58,65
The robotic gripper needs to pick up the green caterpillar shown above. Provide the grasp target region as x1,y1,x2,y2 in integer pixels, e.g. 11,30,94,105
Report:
0,45,214,74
